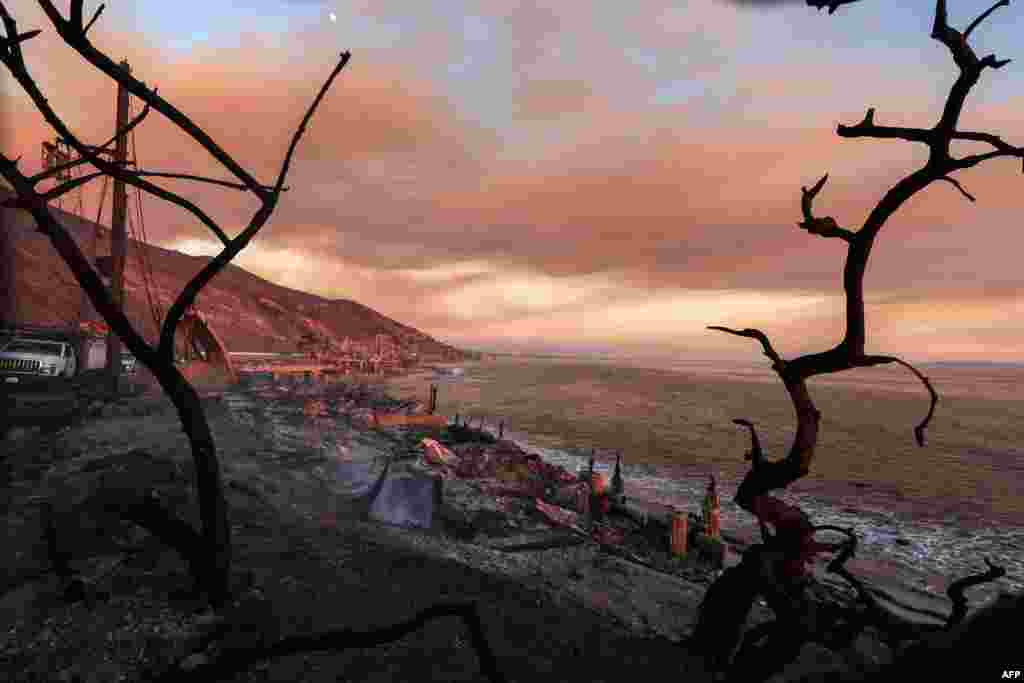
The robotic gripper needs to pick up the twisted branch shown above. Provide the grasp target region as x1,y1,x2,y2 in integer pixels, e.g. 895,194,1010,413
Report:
0,42,234,246
797,174,855,242
36,0,273,197
156,50,351,360
30,98,152,184
860,355,938,446
946,557,1006,627
963,0,1010,42
706,326,785,371
82,2,104,36
937,175,976,202
837,108,934,146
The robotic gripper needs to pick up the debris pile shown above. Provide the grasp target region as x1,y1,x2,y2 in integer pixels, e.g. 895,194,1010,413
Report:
416,434,728,578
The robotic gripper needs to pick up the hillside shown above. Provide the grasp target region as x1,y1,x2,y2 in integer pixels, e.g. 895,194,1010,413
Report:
0,189,473,361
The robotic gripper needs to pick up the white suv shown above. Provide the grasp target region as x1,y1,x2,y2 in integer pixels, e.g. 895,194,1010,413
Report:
0,336,78,381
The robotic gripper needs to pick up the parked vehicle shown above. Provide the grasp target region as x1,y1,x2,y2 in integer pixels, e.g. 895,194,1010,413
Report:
121,352,137,375
0,336,78,381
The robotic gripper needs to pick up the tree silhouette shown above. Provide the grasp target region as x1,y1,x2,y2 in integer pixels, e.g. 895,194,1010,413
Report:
697,1,1018,679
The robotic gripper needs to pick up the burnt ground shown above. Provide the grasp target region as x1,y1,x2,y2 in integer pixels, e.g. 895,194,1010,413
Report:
0,386,900,683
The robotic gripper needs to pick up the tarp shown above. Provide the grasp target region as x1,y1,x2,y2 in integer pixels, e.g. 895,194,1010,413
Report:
368,471,443,530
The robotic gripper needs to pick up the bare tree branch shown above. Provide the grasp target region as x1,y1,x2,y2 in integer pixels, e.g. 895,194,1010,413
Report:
69,0,84,31
732,419,765,465
954,147,1024,172
30,101,152,184
34,170,106,202
964,0,1010,41
836,107,934,146
272,51,351,194
797,173,855,241
36,0,274,198
83,2,104,36
0,44,234,247
127,171,286,193
0,3,29,65
707,326,785,371
860,354,938,446
937,175,976,202
0,27,38,51
157,51,352,360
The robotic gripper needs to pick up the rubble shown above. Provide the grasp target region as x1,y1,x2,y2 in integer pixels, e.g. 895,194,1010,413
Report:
414,431,732,579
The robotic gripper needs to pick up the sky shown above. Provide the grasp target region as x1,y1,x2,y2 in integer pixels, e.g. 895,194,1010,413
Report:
3,0,1024,362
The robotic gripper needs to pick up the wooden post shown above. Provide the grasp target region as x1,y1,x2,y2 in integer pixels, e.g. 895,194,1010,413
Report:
670,507,688,556
105,59,131,395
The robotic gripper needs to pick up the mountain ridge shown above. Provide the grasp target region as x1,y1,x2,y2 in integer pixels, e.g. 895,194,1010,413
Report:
0,189,474,361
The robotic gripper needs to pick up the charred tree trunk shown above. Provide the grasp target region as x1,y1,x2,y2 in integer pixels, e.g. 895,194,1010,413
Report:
158,370,233,604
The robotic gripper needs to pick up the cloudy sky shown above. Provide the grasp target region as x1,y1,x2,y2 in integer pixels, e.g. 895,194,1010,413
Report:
4,0,1024,361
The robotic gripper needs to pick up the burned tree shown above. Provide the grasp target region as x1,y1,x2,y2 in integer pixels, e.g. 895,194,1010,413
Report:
696,1,1018,679
0,1,349,606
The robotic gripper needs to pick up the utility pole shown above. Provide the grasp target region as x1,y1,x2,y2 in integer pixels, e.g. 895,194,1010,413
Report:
106,59,130,395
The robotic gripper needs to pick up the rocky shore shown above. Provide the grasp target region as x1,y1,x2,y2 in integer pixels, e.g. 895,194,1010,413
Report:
0,380,949,682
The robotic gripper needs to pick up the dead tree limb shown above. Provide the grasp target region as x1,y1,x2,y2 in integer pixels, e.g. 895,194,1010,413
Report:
0,1,349,606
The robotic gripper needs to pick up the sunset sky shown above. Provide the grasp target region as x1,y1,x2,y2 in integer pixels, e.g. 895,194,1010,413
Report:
4,0,1024,362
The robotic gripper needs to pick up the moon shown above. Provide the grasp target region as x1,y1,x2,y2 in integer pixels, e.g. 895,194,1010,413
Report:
329,12,337,23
